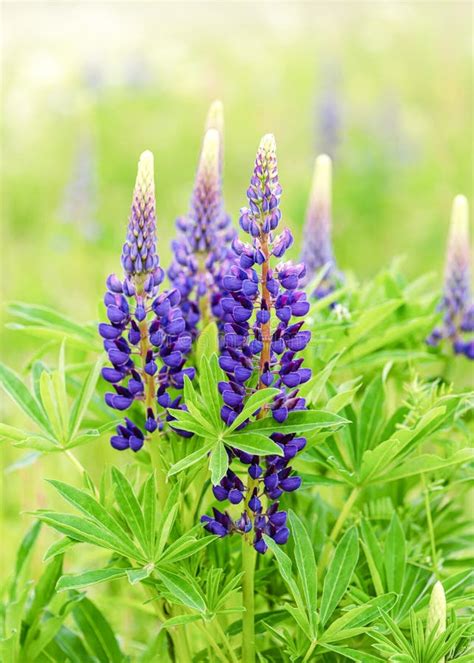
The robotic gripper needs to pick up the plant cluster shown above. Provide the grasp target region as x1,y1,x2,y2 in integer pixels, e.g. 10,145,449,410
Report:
1,101,472,662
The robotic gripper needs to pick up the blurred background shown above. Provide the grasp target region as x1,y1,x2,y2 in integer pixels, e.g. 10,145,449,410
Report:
0,0,472,629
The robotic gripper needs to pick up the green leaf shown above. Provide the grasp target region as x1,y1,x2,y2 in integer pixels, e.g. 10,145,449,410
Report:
167,409,213,437
126,564,154,585
322,594,397,642
162,614,203,628
155,483,181,559
320,527,359,626
0,362,52,435
68,355,105,441
111,467,147,553
50,624,94,663
25,554,64,627
39,370,64,441
0,423,32,441
242,410,348,435
7,302,97,341
226,432,283,456
167,440,215,478
57,568,128,591
209,440,229,485
298,353,343,403
196,321,219,360
356,374,384,463
142,473,157,557
384,512,406,595
319,643,384,662
72,596,124,663
263,536,304,609
35,511,146,562
43,537,77,562
227,388,280,432
198,354,222,429
155,567,206,612
14,436,59,452
380,448,474,482
288,510,317,635
360,519,385,595
47,479,140,558
10,520,41,600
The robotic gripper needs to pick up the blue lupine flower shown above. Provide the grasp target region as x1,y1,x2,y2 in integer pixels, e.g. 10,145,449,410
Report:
427,195,473,359
300,154,342,298
201,135,311,553
169,103,235,336
100,151,194,451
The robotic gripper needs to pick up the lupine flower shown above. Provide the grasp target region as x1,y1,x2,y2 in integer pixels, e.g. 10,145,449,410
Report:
300,154,342,298
201,135,311,553
169,106,234,335
426,195,473,359
100,151,194,451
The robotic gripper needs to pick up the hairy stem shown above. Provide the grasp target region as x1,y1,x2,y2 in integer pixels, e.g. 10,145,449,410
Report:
319,486,360,574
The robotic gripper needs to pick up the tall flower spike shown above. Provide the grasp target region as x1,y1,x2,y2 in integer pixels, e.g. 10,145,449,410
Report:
201,134,311,554
426,195,473,359
169,109,235,335
100,151,194,452
300,154,342,298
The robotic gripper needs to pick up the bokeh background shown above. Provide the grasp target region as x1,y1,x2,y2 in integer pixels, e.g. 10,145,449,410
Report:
1,0,472,644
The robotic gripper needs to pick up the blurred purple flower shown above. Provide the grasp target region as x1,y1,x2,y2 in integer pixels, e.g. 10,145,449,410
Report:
426,195,473,359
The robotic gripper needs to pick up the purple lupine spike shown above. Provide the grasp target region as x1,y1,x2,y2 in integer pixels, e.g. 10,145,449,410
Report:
169,109,235,334
121,150,159,277
300,154,342,298
427,195,473,359
202,134,311,553
100,151,194,452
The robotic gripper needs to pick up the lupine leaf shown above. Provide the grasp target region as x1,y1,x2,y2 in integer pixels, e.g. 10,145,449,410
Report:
126,565,154,585
68,355,105,440
264,536,304,609
162,614,203,627
0,423,33,441
242,410,349,435
196,321,219,360
35,511,147,562
111,467,147,553
198,354,222,429
43,537,77,562
56,568,128,591
226,432,283,456
356,374,384,463
209,440,229,484
321,593,397,641
227,388,280,432
155,483,180,559
159,534,213,563
7,302,97,341
10,520,41,600
155,567,206,612
24,554,64,627
51,625,94,663
288,510,317,635
320,527,359,626
142,472,157,557
167,409,213,437
384,512,406,595
72,596,124,663
378,448,474,482
167,440,215,477
47,479,139,556
0,362,53,435
39,370,64,442
13,435,59,452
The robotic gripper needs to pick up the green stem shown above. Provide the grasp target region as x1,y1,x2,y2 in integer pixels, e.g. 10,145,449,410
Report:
215,619,239,663
319,486,360,574
242,537,256,663
198,623,230,663
302,640,317,662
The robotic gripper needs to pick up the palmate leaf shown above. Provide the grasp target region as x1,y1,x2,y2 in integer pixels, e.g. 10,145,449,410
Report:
226,432,284,457
356,374,384,464
321,593,397,643
167,439,215,477
68,354,105,441
226,388,280,432
56,568,129,592
154,566,206,612
198,354,223,430
320,526,359,627
111,467,148,553
209,440,229,484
